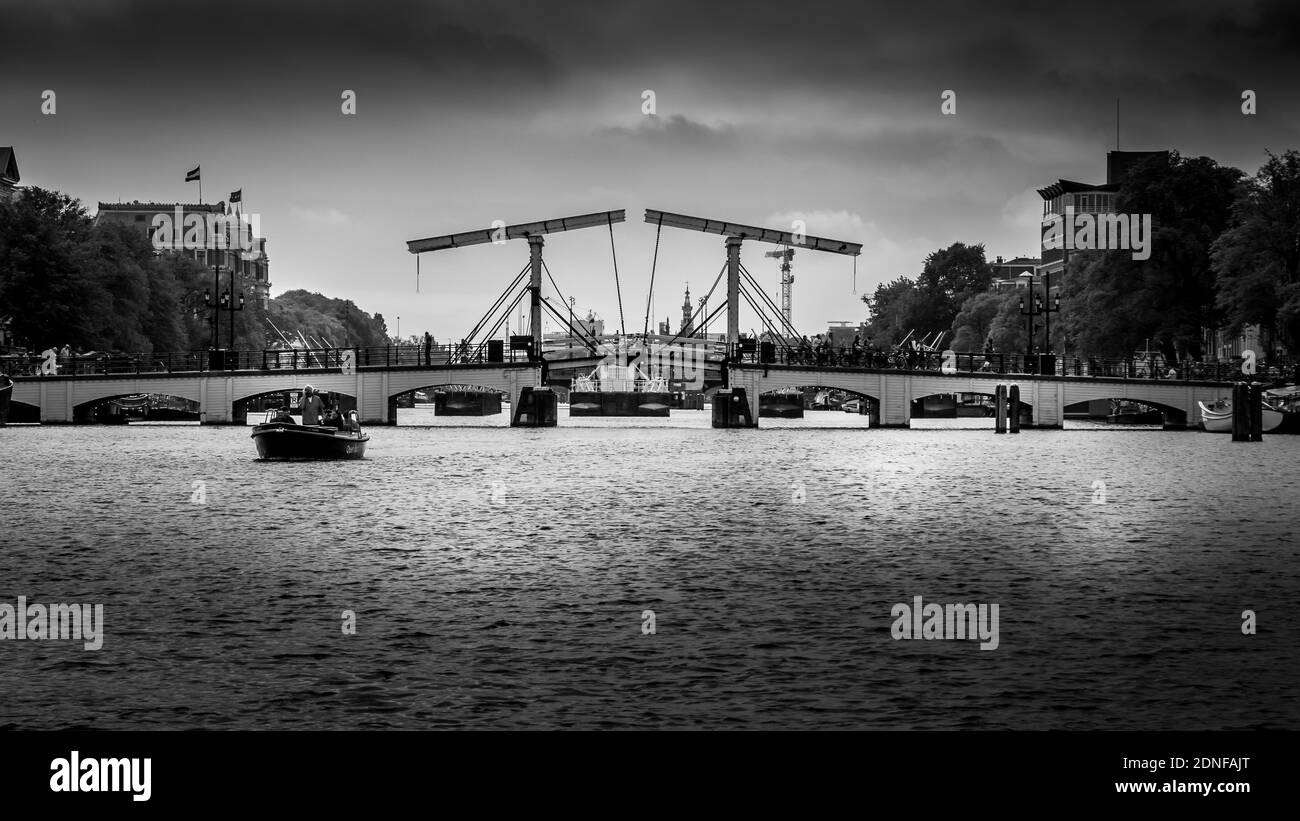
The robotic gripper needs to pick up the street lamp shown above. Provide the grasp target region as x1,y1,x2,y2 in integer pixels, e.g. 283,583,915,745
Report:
202,258,247,369
1018,284,1060,358
699,295,707,337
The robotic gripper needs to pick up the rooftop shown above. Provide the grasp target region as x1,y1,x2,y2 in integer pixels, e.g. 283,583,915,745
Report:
96,201,225,212
0,146,19,184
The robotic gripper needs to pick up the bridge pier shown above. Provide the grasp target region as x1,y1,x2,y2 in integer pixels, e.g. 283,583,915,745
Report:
712,387,757,428
199,376,234,424
511,386,557,426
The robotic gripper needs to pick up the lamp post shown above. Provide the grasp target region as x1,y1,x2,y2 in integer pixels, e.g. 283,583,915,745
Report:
204,263,245,370
204,263,221,350
699,295,707,337
1018,284,1060,358
222,285,245,361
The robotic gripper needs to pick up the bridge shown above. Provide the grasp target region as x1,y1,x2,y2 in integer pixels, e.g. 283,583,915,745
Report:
3,344,1250,429
5,346,541,425
5,206,1272,430
722,348,1259,428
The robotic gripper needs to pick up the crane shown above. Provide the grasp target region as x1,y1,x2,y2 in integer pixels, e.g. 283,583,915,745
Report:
765,246,795,325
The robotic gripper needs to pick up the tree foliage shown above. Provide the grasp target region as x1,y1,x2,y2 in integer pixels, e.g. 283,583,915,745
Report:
1057,151,1243,358
267,290,390,348
0,187,389,354
862,242,993,346
1211,149,1300,348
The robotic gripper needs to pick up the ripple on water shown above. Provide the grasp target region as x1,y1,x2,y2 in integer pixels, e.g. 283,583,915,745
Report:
0,420,1297,729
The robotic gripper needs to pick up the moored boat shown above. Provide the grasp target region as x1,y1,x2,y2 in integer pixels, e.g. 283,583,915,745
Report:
1108,400,1163,425
1264,385,1300,434
251,410,369,459
1197,397,1283,433
568,356,671,417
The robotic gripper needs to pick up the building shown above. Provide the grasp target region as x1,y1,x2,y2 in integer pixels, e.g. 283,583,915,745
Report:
676,281,696,332
0,146,20,203
825,321,869,345
94,201,271,306
991,255,1041,289
1035,150,1168,283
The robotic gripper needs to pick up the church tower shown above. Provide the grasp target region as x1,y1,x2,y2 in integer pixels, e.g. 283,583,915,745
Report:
679,284,694,337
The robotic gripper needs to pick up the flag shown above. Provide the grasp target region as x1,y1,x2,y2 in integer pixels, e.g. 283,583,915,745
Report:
229,189,242,203
185,166,200,182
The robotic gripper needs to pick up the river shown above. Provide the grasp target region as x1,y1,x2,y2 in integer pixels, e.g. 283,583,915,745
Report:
1,412,1297,729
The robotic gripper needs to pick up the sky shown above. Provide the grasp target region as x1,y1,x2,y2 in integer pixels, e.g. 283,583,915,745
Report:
3,0,1299,343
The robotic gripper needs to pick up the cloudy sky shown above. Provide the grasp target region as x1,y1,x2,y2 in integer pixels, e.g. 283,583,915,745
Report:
3,0,1299,342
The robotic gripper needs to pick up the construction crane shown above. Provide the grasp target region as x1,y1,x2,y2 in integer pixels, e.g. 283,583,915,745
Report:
765,246,795,325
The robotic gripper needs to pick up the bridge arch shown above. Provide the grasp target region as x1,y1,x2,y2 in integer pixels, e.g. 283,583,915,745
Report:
71,390,203,423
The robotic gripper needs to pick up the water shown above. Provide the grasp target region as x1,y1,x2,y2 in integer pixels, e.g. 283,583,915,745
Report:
2,414,1297,729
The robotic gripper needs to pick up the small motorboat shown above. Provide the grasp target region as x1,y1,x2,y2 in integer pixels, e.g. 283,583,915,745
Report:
1198,397,1283,433
251,410,369,459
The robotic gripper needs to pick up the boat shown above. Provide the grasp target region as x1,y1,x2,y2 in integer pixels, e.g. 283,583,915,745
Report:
110,394,151,421
760,390,804,418
0,373,12,425
1197,396,1283,433
807,389,844,411
841,398,870,415
568,352,671,417
1265,385,1300,434
251,410,369,459
1107,400,1163,425
915,394,957,418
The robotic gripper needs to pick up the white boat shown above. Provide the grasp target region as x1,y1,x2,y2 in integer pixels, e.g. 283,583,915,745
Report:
1198,397,1283,433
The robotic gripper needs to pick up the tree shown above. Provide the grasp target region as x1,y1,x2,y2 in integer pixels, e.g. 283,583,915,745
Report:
268,290,390,348
950,289,1019,351
0,187,107,350
861,242,993,347
862,276,925,347
1057,151,1242,359
1211,149,1300,349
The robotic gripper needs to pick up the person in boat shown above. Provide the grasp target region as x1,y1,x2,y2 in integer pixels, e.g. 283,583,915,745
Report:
271,404,294,423
301,385,323,426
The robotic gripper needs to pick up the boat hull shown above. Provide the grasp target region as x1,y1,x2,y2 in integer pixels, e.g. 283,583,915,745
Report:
1198,402,1283,433
0,378,11,425
251,423,369,459
761,395,805,418
568,391,671,417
